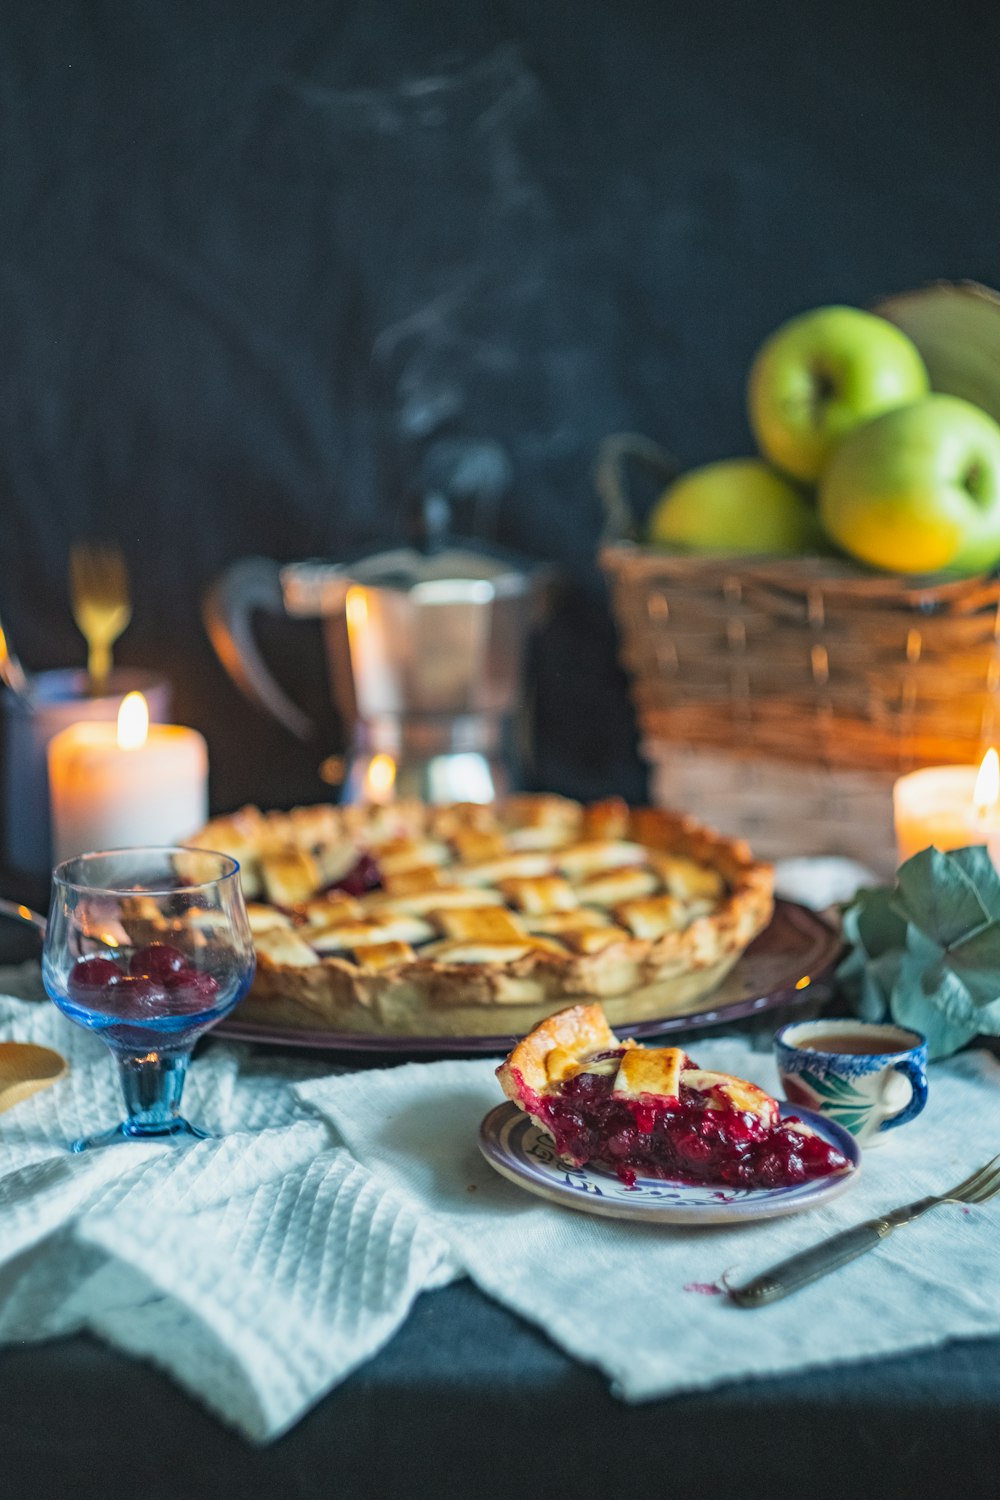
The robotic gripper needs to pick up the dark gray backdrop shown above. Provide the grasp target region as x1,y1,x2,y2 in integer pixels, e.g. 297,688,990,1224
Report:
2,0,998,815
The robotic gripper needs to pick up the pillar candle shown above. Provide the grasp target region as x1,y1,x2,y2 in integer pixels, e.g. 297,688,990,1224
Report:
48,696,208,864
892,762,999,865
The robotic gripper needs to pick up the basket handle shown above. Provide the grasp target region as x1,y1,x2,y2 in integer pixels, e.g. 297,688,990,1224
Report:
595,433,680,542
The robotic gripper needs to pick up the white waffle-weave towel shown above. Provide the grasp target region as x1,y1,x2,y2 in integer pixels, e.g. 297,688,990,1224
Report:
0,976,456,1443
299,1038,1000,1403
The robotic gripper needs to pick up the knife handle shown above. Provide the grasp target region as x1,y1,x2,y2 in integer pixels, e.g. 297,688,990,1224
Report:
728,1217,896,1306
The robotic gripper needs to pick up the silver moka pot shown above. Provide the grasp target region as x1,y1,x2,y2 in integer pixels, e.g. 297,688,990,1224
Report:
203,543,550,804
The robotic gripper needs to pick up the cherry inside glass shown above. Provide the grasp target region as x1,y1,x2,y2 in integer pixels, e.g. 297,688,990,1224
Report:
42,847,255,1151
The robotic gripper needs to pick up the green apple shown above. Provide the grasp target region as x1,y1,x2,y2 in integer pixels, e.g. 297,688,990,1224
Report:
748,305,929,483
648,458,825,554
818,394,1000,575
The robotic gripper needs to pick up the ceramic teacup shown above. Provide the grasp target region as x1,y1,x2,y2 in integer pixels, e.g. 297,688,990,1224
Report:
773,1018,928,1146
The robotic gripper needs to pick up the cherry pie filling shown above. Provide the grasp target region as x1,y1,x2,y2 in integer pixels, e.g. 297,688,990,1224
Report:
514,1050,848,1190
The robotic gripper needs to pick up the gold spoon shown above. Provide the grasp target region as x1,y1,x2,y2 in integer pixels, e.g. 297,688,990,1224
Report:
0,1041,68,1115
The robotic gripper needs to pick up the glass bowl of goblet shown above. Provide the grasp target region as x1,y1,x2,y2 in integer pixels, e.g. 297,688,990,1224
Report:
42,846,255,1151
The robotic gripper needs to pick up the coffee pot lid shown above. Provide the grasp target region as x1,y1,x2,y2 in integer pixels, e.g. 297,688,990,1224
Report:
281,545,542,617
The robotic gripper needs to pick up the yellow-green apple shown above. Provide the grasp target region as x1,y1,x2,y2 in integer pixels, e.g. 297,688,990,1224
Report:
818,394,1000,575
748,306,929,483
647,458,825,554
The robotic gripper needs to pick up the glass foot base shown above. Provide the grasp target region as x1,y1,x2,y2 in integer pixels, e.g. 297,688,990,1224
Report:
69,1118,212,1153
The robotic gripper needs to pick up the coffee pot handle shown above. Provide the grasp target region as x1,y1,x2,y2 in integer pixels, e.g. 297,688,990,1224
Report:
202,558,313,741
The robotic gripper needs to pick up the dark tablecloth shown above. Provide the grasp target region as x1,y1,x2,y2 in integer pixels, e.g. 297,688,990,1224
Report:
3,1278,1000,1500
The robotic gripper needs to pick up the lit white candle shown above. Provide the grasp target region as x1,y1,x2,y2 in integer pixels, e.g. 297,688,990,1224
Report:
48,693,208,863
893,750,1000,865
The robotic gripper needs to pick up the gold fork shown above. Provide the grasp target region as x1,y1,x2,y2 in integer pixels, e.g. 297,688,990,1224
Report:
69,542,133,694
729,1151,1000,1306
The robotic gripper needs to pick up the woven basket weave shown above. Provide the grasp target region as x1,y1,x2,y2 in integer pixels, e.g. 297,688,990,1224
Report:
602,544,1000,771
597,318,1000,875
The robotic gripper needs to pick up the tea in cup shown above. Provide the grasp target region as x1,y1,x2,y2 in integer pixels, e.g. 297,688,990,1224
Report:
773,1018,928,1146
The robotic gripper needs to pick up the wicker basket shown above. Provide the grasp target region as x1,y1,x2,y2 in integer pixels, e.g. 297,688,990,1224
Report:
601,539,1000,872
598,408,1000,876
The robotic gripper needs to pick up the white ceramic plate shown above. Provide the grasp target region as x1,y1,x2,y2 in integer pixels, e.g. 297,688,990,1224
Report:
478,1101,861,1225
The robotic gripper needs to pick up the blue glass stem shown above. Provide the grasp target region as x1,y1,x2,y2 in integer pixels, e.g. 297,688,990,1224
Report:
115,1048,197,1138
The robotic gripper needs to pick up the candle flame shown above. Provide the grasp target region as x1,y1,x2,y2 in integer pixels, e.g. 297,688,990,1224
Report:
974,748,1000,815
345,586,368,632
117,691,149,750
364,753,396,803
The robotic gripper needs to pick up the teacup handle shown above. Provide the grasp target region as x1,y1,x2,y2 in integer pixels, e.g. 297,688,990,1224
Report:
879,1057,928,1133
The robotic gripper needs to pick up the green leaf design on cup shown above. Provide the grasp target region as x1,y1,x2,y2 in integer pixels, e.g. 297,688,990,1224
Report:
797,1069,872,1133
799,1069,865,1104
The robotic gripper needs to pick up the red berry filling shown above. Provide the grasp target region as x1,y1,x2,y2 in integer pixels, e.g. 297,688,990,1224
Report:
518,1063,847,1190
324,852,382,898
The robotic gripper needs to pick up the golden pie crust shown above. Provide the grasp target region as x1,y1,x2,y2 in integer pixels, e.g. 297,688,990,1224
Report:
497,1001,774,1124
189,796,774,1038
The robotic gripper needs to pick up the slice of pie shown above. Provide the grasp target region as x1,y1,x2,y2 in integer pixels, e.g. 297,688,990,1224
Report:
496,1003,849,1189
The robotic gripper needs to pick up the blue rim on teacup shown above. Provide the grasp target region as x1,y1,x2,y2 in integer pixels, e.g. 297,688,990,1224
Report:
774,1018,929,1144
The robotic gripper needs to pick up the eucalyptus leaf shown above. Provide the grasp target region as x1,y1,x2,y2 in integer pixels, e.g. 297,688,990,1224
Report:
943,920,1000,1010
892,952,989,1058
894,847,991,948
856,976,885,1021
903,924,944,966
949,845,1000,920
842,886,907,958
835,847,1000,1058
858,950,904,1021
909,957,979,1022
891,979,980,1059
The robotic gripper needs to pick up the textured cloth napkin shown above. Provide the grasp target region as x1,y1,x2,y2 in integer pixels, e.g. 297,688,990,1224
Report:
300,1039,1000,1403
0,975,455,1443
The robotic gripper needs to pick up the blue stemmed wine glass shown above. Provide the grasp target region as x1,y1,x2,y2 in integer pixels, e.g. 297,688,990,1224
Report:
42,847,255,1151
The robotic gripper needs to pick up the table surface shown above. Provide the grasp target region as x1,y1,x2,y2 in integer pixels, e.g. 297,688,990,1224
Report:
3,1278,1000,1500
3,900,1000,1499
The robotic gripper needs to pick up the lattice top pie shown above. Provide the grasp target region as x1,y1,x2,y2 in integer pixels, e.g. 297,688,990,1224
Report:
190,795,774,1038
497,1003,849,1188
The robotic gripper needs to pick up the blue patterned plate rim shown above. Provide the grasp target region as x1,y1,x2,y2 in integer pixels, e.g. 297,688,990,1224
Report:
478,1101,861,1225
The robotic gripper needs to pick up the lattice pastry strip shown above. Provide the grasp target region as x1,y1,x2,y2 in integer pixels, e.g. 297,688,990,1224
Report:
613,893,688,941
354,941,417,972
260,849,320,908
310,914,435,953
368,886,507,917
576,867,659,907
430,905,529,944
497,874,578,915
377,839,451,876
555,840,649,880
450,828,511,864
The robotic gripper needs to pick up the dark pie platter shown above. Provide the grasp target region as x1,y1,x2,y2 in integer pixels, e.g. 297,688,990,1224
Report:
215,897,840,1056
